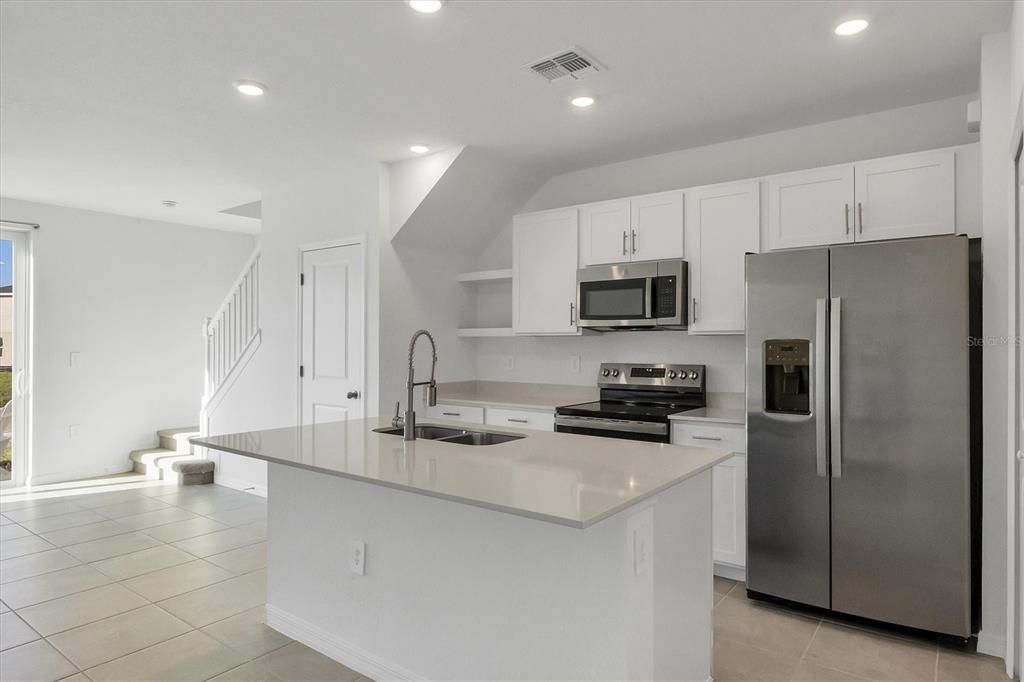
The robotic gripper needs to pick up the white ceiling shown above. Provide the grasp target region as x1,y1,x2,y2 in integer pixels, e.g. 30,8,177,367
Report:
0,0,1010,232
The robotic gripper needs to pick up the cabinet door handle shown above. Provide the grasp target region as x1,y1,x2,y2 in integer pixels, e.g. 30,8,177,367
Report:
442,412,461,417
569,302,576,326
857,202,863,234
631,229,637,254
507,418,529,424
692,297,698,322
622,230,628,255
691,435,722,441
844,203,850,234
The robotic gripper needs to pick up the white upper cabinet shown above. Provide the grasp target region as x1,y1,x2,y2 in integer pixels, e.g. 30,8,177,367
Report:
579,199,630,265
685,181,760,334
767,149,957,250
853,149,954,242
630,190,685,262
513,208,580,335
579,191,683,266
767,165,855,250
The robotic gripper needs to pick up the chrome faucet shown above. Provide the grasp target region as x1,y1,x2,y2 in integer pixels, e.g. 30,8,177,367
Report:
392,329,438,440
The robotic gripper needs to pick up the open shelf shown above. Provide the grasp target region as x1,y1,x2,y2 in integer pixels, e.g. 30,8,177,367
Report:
456,268,513,283
455,327,516,338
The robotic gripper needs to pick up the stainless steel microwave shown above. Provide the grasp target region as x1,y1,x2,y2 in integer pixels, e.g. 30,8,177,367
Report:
576,259,688,331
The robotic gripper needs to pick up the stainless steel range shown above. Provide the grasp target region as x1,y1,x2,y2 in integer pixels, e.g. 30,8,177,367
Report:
554,363,706,443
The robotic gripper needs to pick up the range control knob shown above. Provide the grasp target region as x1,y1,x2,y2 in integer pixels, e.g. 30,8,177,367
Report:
611,369,620,378
689,370,699,380
667,370,678,379
601,369,610,377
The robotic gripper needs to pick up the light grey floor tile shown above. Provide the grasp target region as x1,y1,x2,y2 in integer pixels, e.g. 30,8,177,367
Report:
206,542,267,574
143,516,230,543
209,657,283,681
201,606,291,660
712,634,799,681
91,497,173,519
38,520,132,547
55,674,89,682
62,530,161,563
121,559,234,602
48,604,191,670
18,510,106,535
66,490,148,510
0,549,81,584
206,504,267,527
158,570,266,628
936,649,1009,681
2,501,85,522
89,544,194,581
17,583,148,636
84,630,246,681
790,660,867,680
0,523,33,541
111,506,199,531
0,514,12,525
0,564,111,609
0,599,9,613
0,639,78,682
803,622,937,681
258,641,362,682
0,611,40,651
714,591,820,658
171,522,266,558
1,534,56,559
163,494,262,516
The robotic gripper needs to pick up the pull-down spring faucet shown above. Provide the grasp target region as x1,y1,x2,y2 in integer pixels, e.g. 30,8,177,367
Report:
392,329,438,441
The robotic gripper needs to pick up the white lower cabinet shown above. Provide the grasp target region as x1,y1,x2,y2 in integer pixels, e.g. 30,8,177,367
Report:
484,407,555,432
425,403,485,424
671,421,746,574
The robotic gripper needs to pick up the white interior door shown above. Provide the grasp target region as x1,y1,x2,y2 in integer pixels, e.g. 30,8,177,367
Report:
300,241,364,428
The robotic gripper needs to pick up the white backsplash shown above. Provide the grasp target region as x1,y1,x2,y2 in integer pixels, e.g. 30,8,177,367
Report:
472,331,746,393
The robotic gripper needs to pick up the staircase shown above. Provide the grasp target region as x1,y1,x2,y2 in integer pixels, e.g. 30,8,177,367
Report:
130,427,214,485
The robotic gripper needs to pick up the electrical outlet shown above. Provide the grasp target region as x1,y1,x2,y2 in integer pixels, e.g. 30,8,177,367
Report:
350,540,366,576
69,352,80,368
502,355,515,371
569,355,581,374
68,424,80,440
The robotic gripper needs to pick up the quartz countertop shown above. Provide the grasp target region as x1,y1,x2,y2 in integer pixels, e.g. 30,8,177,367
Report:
669,406,746,425
435,381,598,411
193,416,731,529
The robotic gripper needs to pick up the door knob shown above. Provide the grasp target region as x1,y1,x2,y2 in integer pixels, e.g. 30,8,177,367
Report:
347,391,360,399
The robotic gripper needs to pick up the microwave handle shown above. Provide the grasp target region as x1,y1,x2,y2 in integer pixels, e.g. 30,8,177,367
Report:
645,278,654,319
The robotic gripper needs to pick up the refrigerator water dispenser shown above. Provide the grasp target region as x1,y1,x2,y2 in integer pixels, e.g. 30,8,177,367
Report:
764,339,810,415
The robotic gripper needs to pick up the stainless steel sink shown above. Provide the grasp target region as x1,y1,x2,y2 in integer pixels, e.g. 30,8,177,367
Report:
372,424,525,446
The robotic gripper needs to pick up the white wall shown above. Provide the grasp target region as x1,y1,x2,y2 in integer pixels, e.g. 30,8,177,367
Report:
473,95,980,393
208,160,381,494
0,197,254,484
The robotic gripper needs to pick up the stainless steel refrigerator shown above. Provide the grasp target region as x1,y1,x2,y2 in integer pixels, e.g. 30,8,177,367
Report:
745,235,980,639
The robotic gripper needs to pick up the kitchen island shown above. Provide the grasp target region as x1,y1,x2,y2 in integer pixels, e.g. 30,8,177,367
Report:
194,416,732,681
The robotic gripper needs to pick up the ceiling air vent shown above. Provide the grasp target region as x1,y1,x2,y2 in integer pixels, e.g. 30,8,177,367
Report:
527,47,602,83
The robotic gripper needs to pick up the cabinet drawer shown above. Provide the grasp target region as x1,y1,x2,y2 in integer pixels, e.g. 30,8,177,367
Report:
671,422,745,453
425,403,484,424
485,407,555,432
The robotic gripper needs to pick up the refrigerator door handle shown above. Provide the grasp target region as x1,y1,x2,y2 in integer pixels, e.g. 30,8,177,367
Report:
815,298,829,477
830,296,843,478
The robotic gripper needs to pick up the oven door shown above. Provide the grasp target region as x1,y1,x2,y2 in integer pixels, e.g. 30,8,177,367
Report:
554,415,669,443
576,262,658,329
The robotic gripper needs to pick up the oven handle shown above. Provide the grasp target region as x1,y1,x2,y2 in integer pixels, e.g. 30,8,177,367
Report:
554,415,667,436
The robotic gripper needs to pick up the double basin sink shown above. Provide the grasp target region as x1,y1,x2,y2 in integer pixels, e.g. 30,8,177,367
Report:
373,424,525,446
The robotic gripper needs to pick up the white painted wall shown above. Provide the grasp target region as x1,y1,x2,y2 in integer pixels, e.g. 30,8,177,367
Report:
208,161,381,494
979,31,1013,659
0,197,254,484
473,95,980,392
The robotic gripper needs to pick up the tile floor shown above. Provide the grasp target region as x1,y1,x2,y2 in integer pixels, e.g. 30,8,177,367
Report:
0,475,364,682
712,576,1009,681
0,475,1011,682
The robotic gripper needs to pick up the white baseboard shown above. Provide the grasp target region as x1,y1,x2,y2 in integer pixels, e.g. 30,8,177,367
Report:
714,562,746,583
214,474,267,498
976,629,1006,658
265,604,422,681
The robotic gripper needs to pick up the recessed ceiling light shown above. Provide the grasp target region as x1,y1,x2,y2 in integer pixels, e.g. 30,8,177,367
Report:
162,200,177,208
834,19,869,36
233,80,267,96
571,95,595,108
408,0,443,13
410,145,430,154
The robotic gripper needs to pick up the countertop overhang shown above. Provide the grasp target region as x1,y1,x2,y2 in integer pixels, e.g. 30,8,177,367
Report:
193,416,732,528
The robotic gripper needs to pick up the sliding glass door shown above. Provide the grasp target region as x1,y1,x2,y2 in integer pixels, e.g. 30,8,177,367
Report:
0,228,29,488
